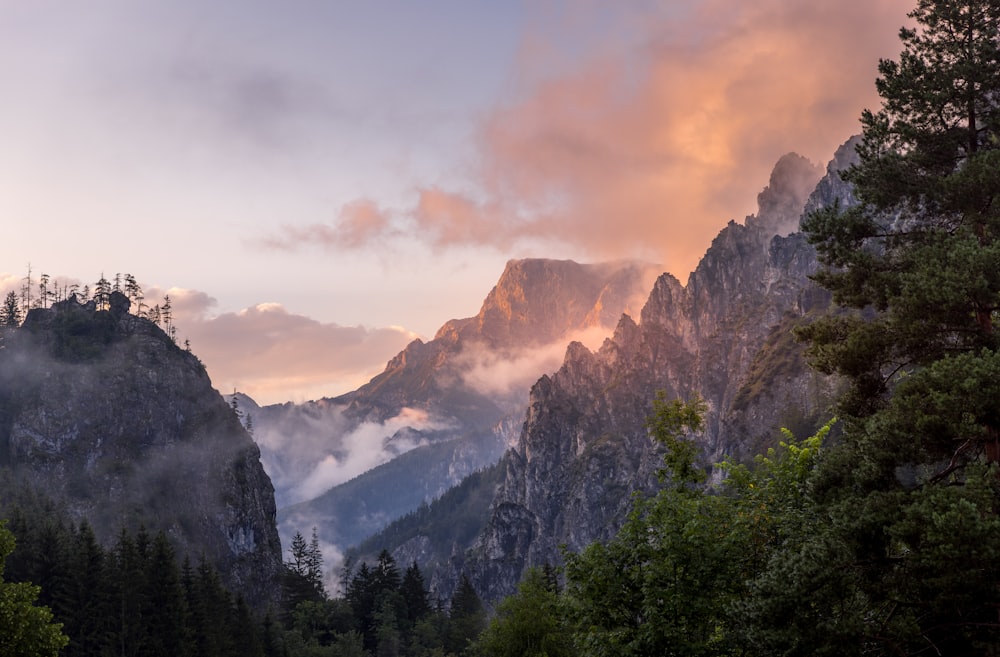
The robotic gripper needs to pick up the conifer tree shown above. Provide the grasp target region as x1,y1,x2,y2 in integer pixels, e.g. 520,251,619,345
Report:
778,1,1000,653
801,0,1000,432
0,292,20,328
161,295,175,342
65,522,115,657
399,562,431,627
446,574,486,655
36,274,49,310
93,274,111,311
143,533,188,657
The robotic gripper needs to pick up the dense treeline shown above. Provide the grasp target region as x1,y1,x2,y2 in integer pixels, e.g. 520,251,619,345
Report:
2,505,271,657
1,493,488,657
350,463,502,583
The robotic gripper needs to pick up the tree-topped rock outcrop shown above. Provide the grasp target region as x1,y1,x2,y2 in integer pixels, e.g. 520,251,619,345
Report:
0,292,282,608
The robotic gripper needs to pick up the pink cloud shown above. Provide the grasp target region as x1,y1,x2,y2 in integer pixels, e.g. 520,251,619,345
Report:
265,0,913,280
178,301,418,404
258,197,393,251
133,286,418,405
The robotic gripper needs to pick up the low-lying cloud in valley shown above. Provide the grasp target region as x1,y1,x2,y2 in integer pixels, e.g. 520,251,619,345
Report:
455,324,618,399
290,407,451,504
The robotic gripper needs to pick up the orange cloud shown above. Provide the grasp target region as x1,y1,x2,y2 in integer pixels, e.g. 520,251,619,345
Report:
179,302,417,404
266,0,913,281
132,286,417,405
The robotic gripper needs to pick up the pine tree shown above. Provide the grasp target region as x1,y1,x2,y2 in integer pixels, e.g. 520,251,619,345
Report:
64,521,115,657
111,529,148,657
445,574,486,655
36,274,49,310
161,295,175,342
19,264,32,312
93,274,111,311
230,391,243,421
123,274,144,316
305,528,324,597
801,0,1000,434
0,292,20,328
143,533,188,657
781,2,1000,653
399,562,431,627
283,530,324,615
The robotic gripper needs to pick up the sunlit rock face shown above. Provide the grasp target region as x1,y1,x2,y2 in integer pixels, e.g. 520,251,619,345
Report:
450,144,862,602
256,258,662,556
0,292,282,608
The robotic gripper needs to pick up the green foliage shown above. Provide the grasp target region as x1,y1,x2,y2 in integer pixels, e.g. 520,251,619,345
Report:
445,574,486,656
801,0,1000,418
561,413,834,657
646,392,707,486
785,2,1000,653
731,311,823,416
474,567,571,657
284,527,326,614
46,306,119,362
0,292,20,329
0,522,68,657
351,463,504,581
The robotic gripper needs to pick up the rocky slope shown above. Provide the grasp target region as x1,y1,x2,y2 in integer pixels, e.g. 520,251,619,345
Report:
0,292,282,607
254,259,660,557
366,140,861,603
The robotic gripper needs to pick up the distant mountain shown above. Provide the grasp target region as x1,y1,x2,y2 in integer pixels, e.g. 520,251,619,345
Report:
356,140,860,603
0,292,282,608
250,259,661,557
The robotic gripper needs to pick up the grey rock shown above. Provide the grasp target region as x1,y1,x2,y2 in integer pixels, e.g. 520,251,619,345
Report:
0,295,282,608
450,145,857,602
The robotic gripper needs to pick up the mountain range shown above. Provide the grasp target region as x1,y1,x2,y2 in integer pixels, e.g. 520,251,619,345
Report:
249,259,661,557
349,138,861,603
0,136,862,611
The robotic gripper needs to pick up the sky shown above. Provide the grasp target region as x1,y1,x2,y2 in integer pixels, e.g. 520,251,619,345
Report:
0,0,914,405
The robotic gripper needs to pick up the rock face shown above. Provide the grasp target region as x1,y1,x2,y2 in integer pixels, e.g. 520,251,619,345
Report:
338,258,660,424
0,292,282,607
427,144,862,602
258,260,661,556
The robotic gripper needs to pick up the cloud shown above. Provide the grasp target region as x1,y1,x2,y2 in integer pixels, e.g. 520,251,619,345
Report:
264,0,912,279
455,324,617,398
138,286,417,405
290,407,449,503
259,198,394,250
0,275,415,406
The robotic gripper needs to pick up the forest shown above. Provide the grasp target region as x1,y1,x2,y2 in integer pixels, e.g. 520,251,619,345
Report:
4,0,1000,655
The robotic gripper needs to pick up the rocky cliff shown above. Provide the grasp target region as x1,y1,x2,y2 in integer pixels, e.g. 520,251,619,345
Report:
378,141,862,603
0,292,282,607
256,260,660,558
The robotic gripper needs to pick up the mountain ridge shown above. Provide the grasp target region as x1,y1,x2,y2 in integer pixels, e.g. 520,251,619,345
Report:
251,258,661,559
353,143,860,603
